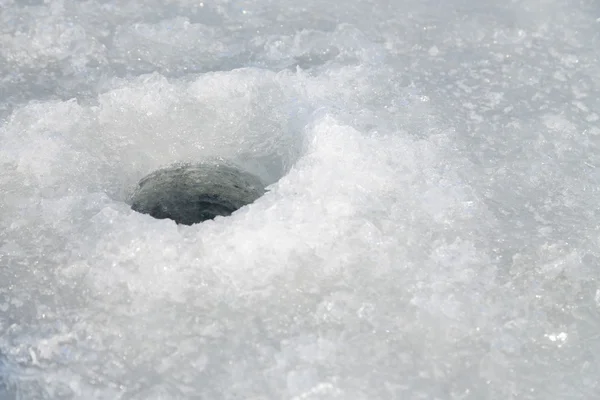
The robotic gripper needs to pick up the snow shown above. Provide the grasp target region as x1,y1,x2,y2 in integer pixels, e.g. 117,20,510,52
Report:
1,0,600,399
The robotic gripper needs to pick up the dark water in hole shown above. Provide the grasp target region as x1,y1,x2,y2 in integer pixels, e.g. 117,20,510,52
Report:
130,162,266,225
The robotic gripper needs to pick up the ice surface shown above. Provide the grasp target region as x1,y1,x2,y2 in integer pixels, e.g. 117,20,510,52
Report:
1,0,600,399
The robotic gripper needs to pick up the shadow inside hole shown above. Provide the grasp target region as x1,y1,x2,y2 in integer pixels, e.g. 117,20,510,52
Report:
129,161,266,225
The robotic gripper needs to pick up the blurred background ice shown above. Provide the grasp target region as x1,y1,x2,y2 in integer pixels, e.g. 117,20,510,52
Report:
1,0,600,399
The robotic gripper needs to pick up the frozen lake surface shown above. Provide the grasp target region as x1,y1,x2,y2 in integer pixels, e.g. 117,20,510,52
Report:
1,0,600,399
